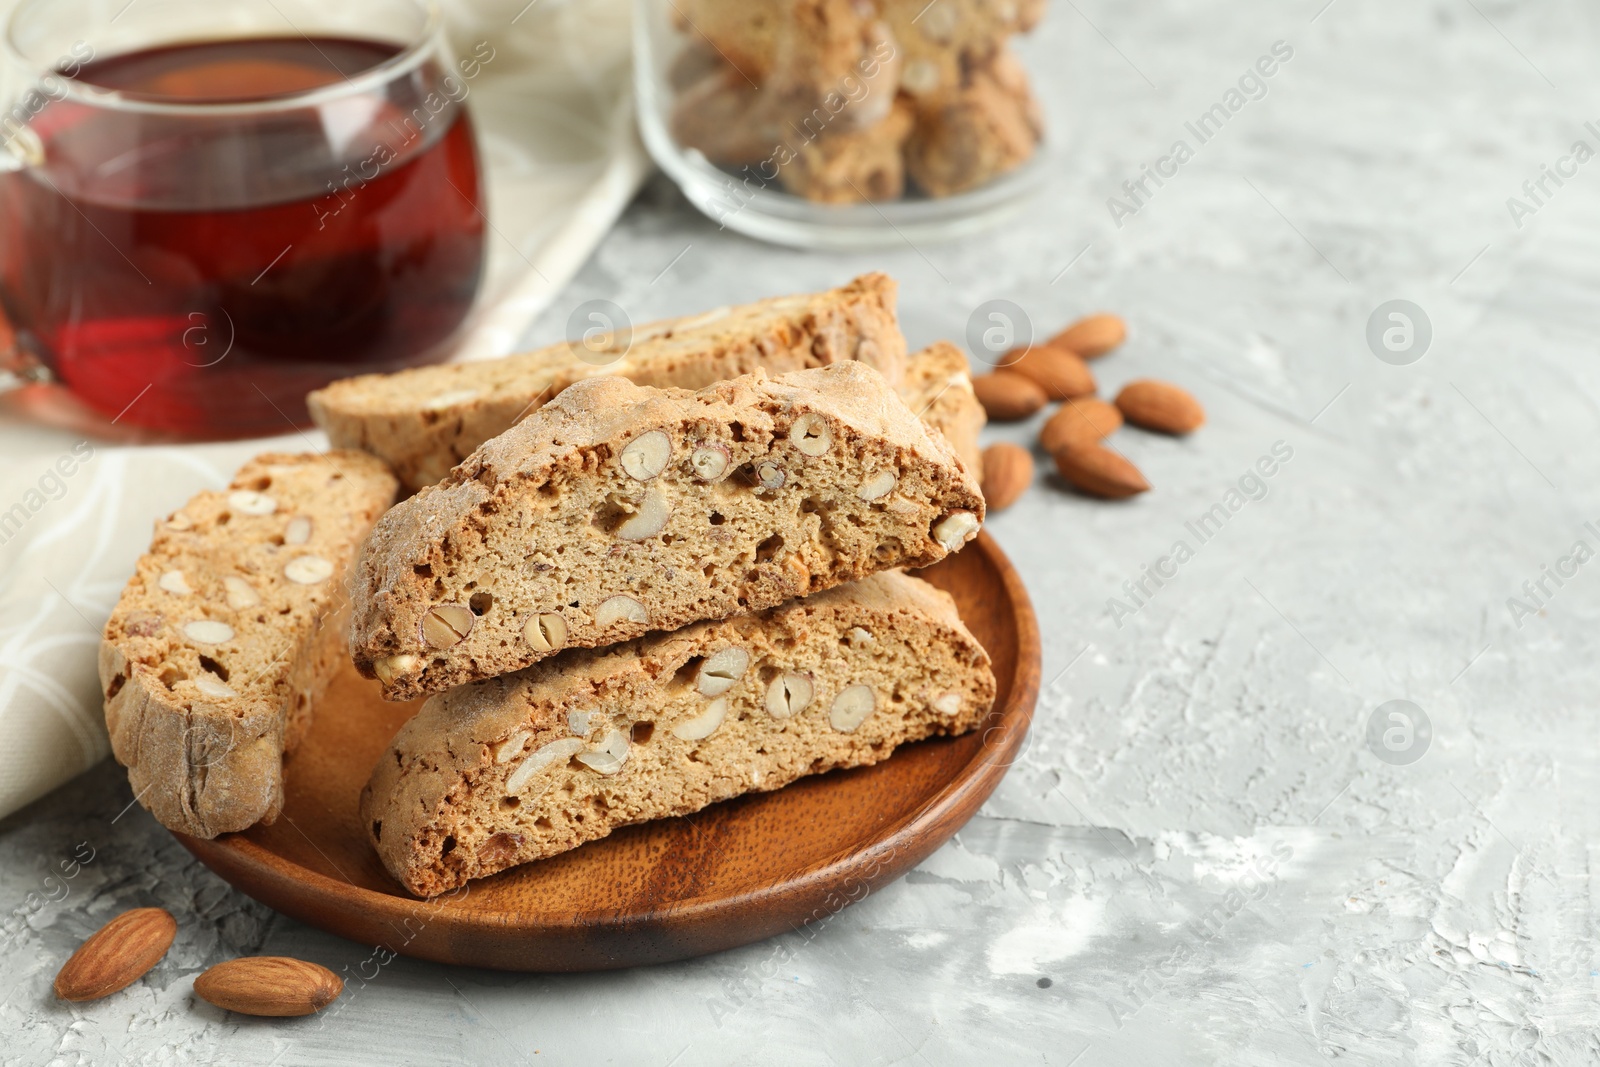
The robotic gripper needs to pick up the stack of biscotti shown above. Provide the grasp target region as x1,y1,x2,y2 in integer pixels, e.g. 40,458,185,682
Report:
669,0,1044,201
308,275,985,491
100,452,398,838
350,361,996,894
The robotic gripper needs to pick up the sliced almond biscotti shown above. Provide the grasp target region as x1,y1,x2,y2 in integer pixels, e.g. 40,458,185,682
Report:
350,361,985,701
100,452,398,839
899,341,985,475
361,570,995,896
308,274,905,492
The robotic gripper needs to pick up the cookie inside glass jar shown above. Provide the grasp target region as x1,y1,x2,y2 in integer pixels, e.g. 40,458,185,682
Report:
667,0,1044,203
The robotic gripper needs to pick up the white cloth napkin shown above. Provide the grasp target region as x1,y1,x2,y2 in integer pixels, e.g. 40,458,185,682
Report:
0,0,648,821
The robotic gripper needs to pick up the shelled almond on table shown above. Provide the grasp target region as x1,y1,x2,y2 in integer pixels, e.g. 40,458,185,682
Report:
980,442,1033,512
966,312,1207,507
53,908,176,1002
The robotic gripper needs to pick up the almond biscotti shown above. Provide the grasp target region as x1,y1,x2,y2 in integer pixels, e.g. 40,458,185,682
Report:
906,49,1042,198
900,341,985,475
349,361,985,700
100,452,398,839
361,571,995,896
777,97,914,204
308,274,905,493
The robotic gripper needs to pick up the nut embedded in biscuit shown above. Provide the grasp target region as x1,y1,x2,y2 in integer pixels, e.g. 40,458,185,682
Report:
617,487,671,540
756,462,786,489
523,612,568,653
595,595,649,628
829,684,876,733
932,510,980,551
788,413,833,456
574,728,630,775
420,605,475,649
765,672,815,719
619,430,672,481
183,620,234,644
674,696,729,740
373,654,419,684
696,647,750,696
506,738,584,793
227,490,277,516
283,555,333,585
858,470,897,500
690,442,731,481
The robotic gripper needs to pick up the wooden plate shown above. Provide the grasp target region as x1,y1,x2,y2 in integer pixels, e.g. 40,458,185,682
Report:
177,533,1040,971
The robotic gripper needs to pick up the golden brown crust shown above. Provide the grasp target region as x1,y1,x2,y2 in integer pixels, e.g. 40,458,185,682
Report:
348,362,985,700
100,452,397,838
360,571,996,896
308,275,906,492
899,341,985,474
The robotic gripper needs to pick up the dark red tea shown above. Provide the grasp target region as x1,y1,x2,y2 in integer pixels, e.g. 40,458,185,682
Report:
0,36,485,436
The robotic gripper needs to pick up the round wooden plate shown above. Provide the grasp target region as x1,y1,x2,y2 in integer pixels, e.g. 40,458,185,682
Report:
177,533,1040,971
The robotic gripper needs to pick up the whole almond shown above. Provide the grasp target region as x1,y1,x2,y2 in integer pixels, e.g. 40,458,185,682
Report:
55,907,177,1002
1005,345,1096,401
1051,313,1126,358
981,443,1033,512
972,372,1048,421
194,956,343,1017
1052,444,1150,499
1115,379,1205,435
1039,398,1124,454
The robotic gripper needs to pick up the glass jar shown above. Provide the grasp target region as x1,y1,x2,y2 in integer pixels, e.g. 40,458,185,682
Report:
633,0,1049,249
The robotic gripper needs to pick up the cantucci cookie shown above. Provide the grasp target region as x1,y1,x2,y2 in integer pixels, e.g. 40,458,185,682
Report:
906,49,1042,198
100,452,397,839
880,0,1044,99
777,98,914,204
899,341,985,475
349,362,985,700
308,274,905,492
361,571,995,896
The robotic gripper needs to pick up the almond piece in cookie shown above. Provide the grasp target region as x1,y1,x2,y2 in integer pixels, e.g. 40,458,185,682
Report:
349,362,985,700
100,452,398,838
308,275,907,493
360,571,996,896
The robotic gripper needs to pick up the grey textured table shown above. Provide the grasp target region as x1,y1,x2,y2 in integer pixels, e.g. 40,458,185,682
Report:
6,0,1599,1062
